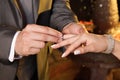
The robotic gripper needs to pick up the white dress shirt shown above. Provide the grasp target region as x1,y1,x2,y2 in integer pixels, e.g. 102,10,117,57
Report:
8,31,22,62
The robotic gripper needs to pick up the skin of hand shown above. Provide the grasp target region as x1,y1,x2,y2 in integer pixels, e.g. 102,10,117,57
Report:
15,24,62,56
61,23,88,53
112,39,120,60
62,23,88,35
51,33,108,58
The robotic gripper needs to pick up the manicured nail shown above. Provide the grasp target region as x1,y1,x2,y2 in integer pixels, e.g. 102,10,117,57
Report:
51,44,56,48
61,53,66,58
74,50,81,55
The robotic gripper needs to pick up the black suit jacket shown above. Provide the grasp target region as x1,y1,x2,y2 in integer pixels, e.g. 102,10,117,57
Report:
0,0,77,80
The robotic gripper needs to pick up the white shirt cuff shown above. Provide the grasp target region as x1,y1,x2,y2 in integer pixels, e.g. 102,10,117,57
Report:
8,31,22,62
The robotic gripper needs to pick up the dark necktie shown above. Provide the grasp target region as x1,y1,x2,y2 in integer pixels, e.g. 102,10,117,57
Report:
18,0,39,24
17,0,35,24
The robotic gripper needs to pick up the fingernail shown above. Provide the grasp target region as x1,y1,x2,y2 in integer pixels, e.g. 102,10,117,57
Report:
51,44,56,48
61,53,66,58
74,50,81,55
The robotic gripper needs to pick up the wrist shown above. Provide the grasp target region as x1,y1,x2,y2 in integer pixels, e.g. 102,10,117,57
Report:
103,34,115,54
112,40,120,59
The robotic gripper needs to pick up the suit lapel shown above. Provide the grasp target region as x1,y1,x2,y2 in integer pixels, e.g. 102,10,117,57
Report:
19,0,34,23
14,0,39,24
13,0,53,24
33,0,39,23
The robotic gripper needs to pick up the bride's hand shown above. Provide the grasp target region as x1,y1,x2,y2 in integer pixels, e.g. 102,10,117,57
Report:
51,33,107,58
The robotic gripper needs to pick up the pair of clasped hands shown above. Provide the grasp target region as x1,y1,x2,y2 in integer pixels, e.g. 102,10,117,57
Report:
15,23,107,58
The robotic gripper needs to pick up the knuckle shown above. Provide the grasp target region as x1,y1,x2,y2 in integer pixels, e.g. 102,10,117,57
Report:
22,31,28,37
25,24,31,29
45,27,50,32
22,31,31,41
40,34,46,40
52,38,58,42
40,42,45,48
45,27,49,30
25,24,35,31
42,34,46,39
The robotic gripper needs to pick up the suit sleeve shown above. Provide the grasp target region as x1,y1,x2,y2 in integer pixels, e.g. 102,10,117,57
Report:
0,25,20,64
0,0,23,65
50,0,78,31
